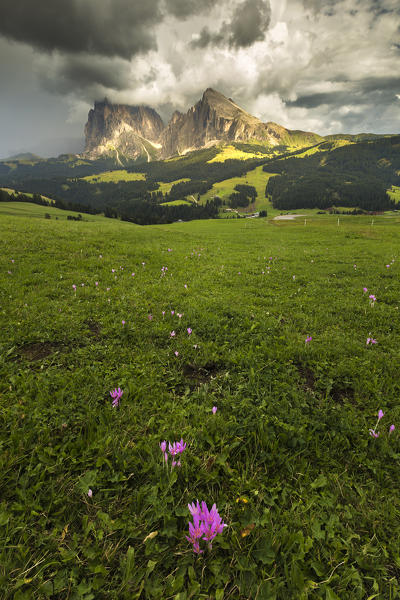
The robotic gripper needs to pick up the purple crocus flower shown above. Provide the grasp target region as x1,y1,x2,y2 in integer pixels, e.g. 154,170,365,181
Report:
366,337,377,345
160,440,168,463
122,320,126,326
170,330,176,337
378,409,384,421
389,424,395,434
212,406,218,414
369,429,380,438
88,489,93,498
363,287,368,293
110,387,123,407
187,327,192,335
305,336,312,343
186,501,226,553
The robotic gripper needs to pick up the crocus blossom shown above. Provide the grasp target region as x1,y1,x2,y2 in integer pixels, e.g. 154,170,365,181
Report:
378,409,384,421
363,287,368,293
187,327,192,335
366,337,377,345
88,489,93,498
305,336,312,343
170,330,176,337
212,406,218,414
390,424,395,434
110,387,123,407
186,501,227,553
369,429,380,438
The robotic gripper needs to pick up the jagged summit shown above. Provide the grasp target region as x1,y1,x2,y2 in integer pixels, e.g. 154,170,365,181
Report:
83,88,322,161
84,101,164,161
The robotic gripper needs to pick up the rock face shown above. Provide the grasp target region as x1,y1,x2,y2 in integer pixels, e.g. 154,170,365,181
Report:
84,90,322,161
160,88,281,157
84,99,164,161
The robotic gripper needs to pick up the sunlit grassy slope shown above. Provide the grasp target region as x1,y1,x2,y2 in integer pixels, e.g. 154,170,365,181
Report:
207,145,266,163
81,170,146,183
200,165,277,212
1,187,55,204
388,185,400,203
156,178,191,194
0,202,103,220
1,205,400,598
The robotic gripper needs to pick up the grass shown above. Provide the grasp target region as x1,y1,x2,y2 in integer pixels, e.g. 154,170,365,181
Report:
387,185,400,203
156,178,191,194
1,187,54,204
200,165,278,213
81,170,146,183
1,206,400,598
207,145,266,163
0,202,103,220
160,199,192,206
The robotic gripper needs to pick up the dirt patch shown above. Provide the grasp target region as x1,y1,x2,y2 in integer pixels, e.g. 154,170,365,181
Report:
19,341,63,361
85,319,101,338
182,363,220,384
331,383,355,404
295,363,316,392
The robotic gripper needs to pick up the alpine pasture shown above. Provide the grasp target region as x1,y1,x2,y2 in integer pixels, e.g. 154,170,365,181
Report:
1,205,400,599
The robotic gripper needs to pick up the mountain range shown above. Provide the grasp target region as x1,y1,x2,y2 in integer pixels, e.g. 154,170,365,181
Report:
84,88,323,162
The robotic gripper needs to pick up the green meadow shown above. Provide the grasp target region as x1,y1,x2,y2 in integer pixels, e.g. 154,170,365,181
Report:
1,204,400,599
200,165,276,213
81,170,146,184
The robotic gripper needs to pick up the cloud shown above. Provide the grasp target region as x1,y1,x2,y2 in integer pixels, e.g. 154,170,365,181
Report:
163,0,216,20
0,0,162,59
191,0,271,49
37,54,135,97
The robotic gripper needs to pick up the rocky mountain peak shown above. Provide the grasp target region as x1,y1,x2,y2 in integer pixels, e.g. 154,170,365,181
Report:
84,101,164,161
83,88,323,162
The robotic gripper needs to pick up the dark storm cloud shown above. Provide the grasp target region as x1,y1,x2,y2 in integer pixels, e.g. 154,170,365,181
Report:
287,91,357,109
229,0,271,48
191,0,271,49
38,55,134,96
0,0,162,59
163,0,215,20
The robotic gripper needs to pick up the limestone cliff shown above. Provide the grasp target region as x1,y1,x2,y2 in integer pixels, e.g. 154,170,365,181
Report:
84,99,164,162
84,90,322,161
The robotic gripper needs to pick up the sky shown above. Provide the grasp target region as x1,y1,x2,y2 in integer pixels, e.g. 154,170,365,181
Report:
0,0,399,158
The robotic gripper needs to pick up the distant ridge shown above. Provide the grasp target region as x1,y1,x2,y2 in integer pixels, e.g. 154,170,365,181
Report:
1,152,42,161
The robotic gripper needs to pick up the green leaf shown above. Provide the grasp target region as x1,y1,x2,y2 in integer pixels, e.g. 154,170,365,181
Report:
325,586,342,600
311,474,328,489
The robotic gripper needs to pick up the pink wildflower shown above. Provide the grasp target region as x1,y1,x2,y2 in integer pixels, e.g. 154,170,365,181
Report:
212,406,217,414
187,327,192,335
369,429,380,438
389,424,395,434
170,330,176,337
88,489,93,498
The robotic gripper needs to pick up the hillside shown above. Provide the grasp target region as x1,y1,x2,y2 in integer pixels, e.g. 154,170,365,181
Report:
264,136,400,211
